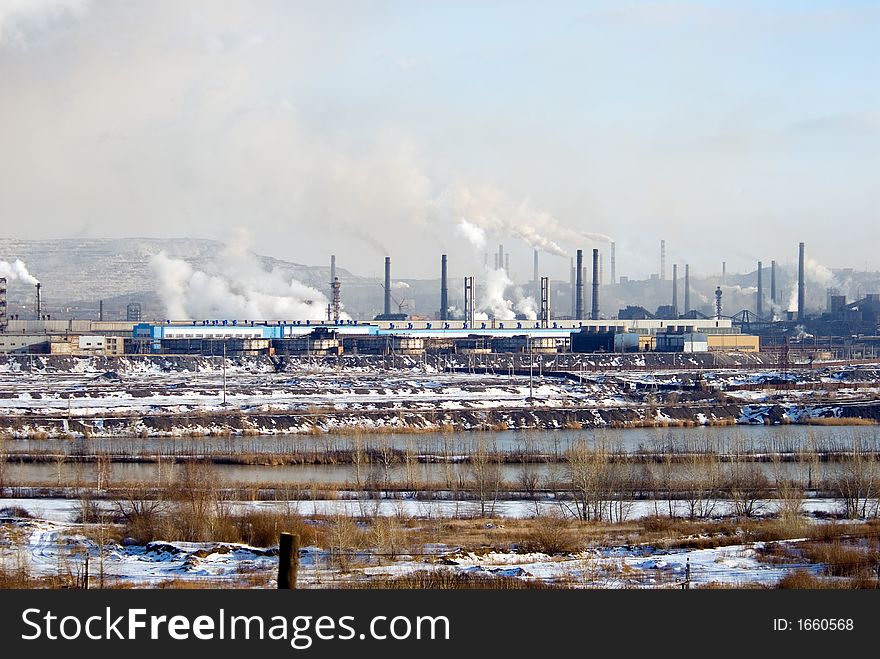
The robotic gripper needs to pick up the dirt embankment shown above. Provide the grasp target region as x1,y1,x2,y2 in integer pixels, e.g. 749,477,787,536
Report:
2,401,877,438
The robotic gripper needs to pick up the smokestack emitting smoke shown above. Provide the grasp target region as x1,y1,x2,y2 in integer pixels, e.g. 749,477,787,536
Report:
330,254,336,302
150,246,336,321
660,240,666,281
610,242,616,285
440,254,448,321
384,256,392,316
0,259,39,285
35,282,42,319
575,249,584,320
757,260,763,317
672,263,678,317
591,248,599,320
798,242,805,322
771,260,777,305
684,264,690,314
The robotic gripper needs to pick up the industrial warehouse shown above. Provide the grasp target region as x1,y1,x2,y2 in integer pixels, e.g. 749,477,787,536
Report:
1,240,879,360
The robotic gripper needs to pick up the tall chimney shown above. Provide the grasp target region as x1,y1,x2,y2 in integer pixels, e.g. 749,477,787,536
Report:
684,264,690,314
384,256,391,316
35,282,42,320
660,240,666,281
505,254,510,277
722,261,726,279
797,242,805,323
591,248,600,320
610,241,616,285
756,261,763,317
575,249,584,320
569,258,576,318
771,260,777,305
672,263,678,317
533,249,540,301
440,254,448,321
99,300,104,322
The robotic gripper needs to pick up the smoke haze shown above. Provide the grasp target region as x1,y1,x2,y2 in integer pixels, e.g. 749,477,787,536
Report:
1,2,877,282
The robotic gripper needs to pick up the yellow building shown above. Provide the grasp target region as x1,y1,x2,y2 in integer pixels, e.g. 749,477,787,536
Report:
706,334,760,352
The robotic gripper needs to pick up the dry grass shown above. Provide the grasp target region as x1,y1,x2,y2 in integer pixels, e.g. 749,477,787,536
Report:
350,570,553,589
806,417,877,426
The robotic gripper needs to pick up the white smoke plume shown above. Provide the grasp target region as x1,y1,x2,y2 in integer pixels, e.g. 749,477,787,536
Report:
0,259,39,285
391,281,410,290
786,257,835,312
150,232,342,321
455,218,486,250
438,185,611,257
476,266,537,320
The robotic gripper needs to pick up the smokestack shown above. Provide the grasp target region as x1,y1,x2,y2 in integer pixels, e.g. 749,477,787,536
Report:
771,260,777,305
797,242,805,323
384,256,391,317
660,240,666,281
756,261,763,317
0,277,7,333
330,255,336,291
533,249,539,301
715,286,723,319
575,249,584,320
591,248,600,320
440,254,448,321
99,300,103,322
672,263,678,317
684,264,690,315
569,258,576,318
35,282,42,320
610,242,616,285
722,261,726,279
505,254,510,277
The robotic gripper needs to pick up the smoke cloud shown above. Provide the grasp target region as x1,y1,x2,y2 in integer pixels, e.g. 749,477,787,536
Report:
150,231,342,321
455,218,486,250
0,259,39,285
476,266,537,321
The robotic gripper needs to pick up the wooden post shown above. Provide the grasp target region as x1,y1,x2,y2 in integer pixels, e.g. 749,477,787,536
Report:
278,532,300,589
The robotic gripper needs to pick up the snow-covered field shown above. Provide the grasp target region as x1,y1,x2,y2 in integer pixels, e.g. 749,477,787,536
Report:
0,497,836,588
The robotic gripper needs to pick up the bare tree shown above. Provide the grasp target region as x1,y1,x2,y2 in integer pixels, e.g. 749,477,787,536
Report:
835,433,879,519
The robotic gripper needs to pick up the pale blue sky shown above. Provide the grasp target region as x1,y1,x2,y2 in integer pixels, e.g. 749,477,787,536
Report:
0,0,877,280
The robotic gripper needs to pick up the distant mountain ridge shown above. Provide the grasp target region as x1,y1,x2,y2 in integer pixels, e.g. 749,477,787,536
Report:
0,237,362,307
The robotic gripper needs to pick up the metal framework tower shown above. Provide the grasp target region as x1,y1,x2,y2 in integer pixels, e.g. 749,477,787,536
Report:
331,277,341,324
715,286,723,319
540,276,550,328
463,276,475,325
0,277,7,333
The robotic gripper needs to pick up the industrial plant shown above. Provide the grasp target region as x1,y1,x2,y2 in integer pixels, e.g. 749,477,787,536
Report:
1,239,877,361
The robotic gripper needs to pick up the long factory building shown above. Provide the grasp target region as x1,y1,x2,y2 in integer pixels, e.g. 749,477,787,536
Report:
0,317,757,356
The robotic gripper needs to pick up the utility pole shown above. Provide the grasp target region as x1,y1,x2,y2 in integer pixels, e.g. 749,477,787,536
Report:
222,342,227,406
528,336,534,400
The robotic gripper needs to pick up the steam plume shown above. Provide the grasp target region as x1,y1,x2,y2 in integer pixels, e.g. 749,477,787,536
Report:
0,259,39,285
